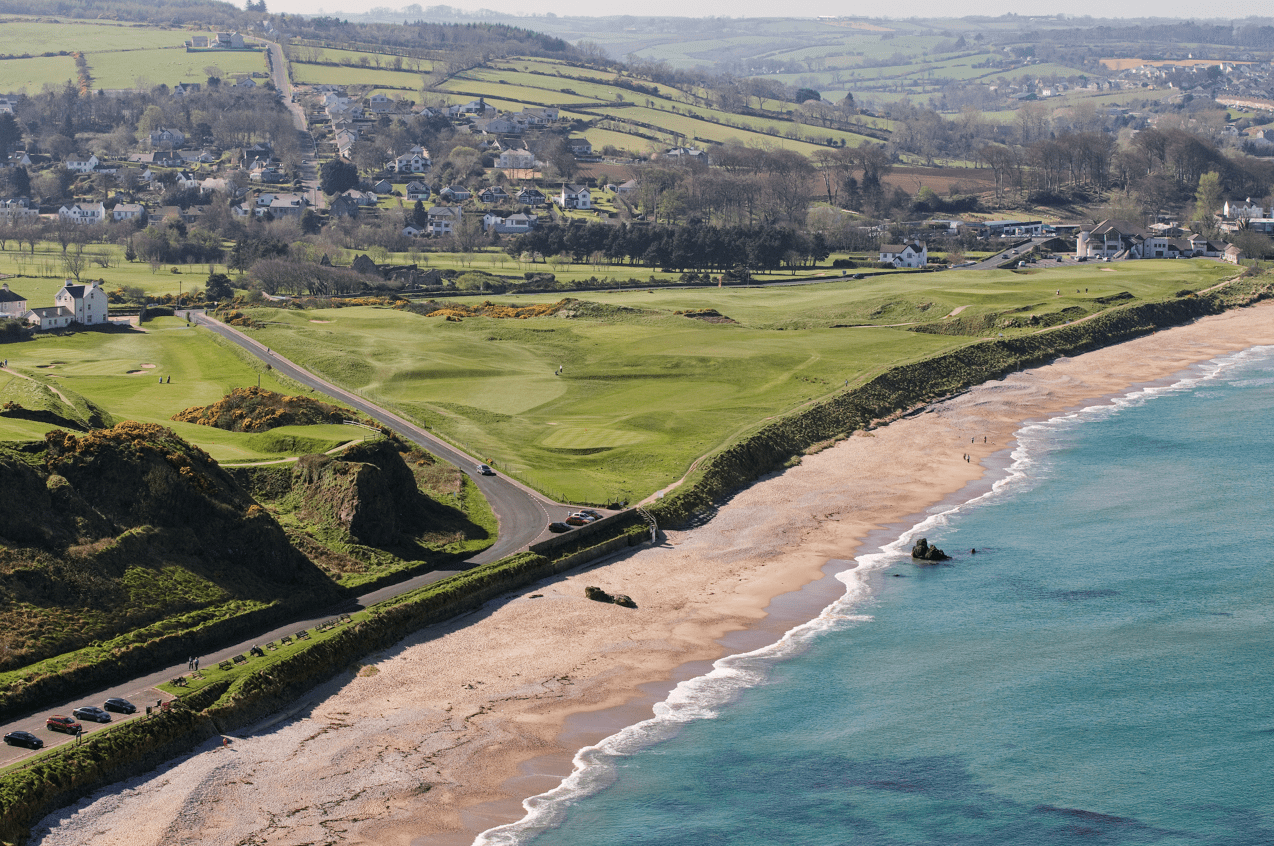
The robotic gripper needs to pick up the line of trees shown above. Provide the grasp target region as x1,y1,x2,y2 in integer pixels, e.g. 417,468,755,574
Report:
506,221,830,271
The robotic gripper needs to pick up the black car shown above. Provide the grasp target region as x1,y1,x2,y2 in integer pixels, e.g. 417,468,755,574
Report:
103,698,136,715
3,730,43,750
548,521,573,533
72,706,112,724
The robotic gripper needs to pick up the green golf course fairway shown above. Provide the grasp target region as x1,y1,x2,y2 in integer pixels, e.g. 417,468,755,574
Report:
235,261,1235,503
0,317,354,461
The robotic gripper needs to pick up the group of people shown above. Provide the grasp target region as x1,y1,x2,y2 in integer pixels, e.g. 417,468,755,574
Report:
186,656,200,672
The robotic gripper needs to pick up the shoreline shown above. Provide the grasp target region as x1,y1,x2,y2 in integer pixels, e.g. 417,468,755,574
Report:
31,302,1274,846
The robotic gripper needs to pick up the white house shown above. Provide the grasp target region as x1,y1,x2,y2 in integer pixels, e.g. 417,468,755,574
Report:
0,197,38,223
426,205,462,236
25,306,75,331
175,170,200,190
481,212,537,234
387,146,431,173
65,154,100,174
496,148,536,170
112,202,146,222
54,280,109,325
878,241,927,268
557,184,591,210
0,283,27,317
1076,220,1147,259
149,127,185,148
58,202,106,225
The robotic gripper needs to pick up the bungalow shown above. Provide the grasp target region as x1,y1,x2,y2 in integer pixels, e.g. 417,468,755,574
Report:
58,202,106,225
235,76,257,88
663,146,708,164
614,179,639,195
557,184,591,210
199,177,232,195
402,224,423,238
472,117,520,135
5,151,32,167
261,193,308,219
372,178,394,195
566,138,593,157
478,185,510,204
878,241,928,268
141,150,185,167
405,181,431,201
440,185,471,202
426,205,463,236
171,82,201,97
25,306,75,331
149,127,185,148
111,202,146,222
515,187,545,207
343,189,379,207
54,279,109,325
496,148,536,170
65,154,100,174
0,283,27,317
481,212,537,234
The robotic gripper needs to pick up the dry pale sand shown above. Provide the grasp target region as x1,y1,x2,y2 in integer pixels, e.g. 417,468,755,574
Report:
31,302,1274,846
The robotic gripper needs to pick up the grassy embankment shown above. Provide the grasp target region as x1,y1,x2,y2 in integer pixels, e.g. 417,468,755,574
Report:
231,260,1235,505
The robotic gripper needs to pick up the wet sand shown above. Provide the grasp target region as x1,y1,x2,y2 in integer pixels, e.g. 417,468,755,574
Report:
31,301,1274,846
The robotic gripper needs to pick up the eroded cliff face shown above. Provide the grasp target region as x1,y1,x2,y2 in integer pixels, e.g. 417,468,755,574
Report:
0,423,335,673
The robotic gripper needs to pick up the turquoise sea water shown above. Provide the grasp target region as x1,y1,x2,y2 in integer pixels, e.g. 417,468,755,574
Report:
478,345,1274,846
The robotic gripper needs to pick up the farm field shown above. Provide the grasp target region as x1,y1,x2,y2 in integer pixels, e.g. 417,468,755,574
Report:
0,316,358,462
289,45,432,73
233,260,1232,503
0,19,265,92
291,61,422,92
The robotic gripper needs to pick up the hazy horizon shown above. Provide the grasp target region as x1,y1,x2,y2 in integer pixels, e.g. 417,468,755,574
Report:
271,0,1263,24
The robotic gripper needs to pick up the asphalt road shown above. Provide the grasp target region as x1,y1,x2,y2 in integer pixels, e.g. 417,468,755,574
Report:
0,313,587,767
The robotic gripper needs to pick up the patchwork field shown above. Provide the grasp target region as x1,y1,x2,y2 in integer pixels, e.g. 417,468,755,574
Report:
231,260,1233,504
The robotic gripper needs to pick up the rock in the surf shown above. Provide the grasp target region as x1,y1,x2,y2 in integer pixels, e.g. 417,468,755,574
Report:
910,538,951,562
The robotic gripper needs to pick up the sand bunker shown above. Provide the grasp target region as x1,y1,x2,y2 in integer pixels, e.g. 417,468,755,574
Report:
310,320,333,324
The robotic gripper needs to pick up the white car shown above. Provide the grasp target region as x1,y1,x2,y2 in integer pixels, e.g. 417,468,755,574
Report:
476,464,495,476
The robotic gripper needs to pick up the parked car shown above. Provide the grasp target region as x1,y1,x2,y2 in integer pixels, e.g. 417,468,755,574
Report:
565,515,590,526
3,730,43,750
72,706,112,724
476,464,495,476
45,715,82,734
579,509,603,520
548,521,572,533
569,512,597,523
103,698,137,715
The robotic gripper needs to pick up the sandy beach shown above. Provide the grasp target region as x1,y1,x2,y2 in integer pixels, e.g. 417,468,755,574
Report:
32,301,1274,846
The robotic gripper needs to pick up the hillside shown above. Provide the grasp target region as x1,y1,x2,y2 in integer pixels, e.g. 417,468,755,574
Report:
0,422,332,677
172,386,367,433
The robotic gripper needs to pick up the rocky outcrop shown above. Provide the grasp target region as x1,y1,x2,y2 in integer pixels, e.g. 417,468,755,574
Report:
585,585,637,608
910,537,950,563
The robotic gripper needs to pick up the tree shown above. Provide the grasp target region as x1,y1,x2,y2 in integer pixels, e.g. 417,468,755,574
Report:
794,88,821,104
320,159,359,196
206,271,234,301
1194,171,1222,221
0,113,21,156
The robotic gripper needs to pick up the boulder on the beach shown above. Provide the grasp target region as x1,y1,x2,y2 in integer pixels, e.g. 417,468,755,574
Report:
585,586,637,608
910,538,951,563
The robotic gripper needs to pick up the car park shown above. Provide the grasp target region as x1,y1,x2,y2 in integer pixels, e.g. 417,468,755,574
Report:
103,698,137,715
46,715,82,734
3,730,43,750
476,464,495,476
72,706,112,723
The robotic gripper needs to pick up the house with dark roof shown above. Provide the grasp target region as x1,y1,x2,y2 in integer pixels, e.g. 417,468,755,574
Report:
405,181,431,201
478,186,510,204
557,184,591,210
0,283,27,318
54,280,108,325
426,205,462,235
878,242,927,268
440,185,471,202
328,194,360,218
515,187,545,207
1076,219,1148,259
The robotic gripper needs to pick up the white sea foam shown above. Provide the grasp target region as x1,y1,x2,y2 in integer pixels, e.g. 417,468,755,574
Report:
471,344,1274,846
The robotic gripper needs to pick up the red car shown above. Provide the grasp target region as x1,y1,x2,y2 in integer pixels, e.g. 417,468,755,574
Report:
46,715,82,735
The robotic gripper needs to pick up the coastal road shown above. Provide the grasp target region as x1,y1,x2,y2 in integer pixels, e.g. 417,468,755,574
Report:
0,314,585,767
